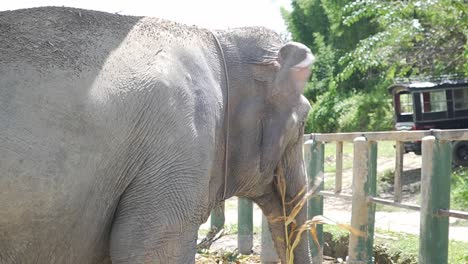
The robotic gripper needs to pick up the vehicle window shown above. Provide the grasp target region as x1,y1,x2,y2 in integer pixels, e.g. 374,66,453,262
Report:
420,91,447,113
453,88,468,110
399,93,413,114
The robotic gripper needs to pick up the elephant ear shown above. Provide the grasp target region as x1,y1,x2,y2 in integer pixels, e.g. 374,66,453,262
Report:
270,42,314,100
259,43,314,173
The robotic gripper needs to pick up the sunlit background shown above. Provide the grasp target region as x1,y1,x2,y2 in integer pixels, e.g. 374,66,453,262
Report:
0,0,292,33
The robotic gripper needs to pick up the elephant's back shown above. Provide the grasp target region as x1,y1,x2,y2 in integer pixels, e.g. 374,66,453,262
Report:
0,6,212,72
0,7,135,72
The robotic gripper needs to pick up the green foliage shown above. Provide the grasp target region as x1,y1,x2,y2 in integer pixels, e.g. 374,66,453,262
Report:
451,167,468,211
306,86,339,133
340,0,467,80
304,33,336,102
282,0,330,51
306,89,393,133
337,91,394,132
283,0,467,133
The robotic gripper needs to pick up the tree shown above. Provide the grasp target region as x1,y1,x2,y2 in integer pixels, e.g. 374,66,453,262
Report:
283,0,467,133
339,0,467,81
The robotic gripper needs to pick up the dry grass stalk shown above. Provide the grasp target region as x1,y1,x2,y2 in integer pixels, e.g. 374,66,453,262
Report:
273,166,364,264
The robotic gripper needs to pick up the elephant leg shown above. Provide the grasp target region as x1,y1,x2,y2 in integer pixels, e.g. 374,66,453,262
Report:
110,220,198,263
109,179,202,263
109,203,199,263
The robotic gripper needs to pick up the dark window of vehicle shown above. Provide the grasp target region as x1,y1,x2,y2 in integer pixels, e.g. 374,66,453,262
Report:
420,90,447,113
453,87,468,110
399,92,413,114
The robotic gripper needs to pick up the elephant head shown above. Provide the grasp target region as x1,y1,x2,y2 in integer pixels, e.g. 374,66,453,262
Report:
220,28,314,263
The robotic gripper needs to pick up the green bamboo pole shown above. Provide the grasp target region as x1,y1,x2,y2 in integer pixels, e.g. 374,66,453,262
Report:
419,136,451,264
366,142,377,264
238,197,253,254
304,139,324,263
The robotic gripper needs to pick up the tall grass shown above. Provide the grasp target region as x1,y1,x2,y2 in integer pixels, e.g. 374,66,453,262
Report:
273,166,364,264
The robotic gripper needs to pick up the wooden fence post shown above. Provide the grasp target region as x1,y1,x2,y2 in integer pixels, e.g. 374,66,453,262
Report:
347,136,370,264
336,141,343,193
261,214,279,263
304,139,324,263
238,197,253,255
419,136,451,264
394,141,404,202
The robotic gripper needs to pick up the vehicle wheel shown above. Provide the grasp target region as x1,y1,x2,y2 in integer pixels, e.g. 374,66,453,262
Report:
453,141,468,167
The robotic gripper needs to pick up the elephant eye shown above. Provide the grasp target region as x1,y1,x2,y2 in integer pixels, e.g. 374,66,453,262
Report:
299,121,305,127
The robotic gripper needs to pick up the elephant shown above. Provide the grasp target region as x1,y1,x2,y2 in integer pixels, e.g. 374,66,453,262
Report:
0,6,314,264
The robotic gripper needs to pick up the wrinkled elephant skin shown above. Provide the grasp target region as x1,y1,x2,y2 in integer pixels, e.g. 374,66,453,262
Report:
0,6,314,264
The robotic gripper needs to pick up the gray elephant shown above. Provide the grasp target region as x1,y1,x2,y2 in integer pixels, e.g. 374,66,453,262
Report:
0,6,314,264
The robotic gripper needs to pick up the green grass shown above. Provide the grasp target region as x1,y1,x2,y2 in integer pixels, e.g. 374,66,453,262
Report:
375,229,468,264
323,142,352,174
374,230,419,263
323,176,336,191
324,225,468,263
323,141,395,159
324,142,353,158
322,141,396,191
451,167,468,211
323,141,396,174
378,141,397,158
323,223,349,238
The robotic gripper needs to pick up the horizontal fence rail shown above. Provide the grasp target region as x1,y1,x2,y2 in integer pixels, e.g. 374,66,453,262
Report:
303,128,468,142
438,209,468,220
208,129,468,264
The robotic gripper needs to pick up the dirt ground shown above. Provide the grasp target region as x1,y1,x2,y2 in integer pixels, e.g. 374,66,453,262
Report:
197,152,468,263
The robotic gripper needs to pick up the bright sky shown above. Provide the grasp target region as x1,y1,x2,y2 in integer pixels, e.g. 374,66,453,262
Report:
1,0,292,33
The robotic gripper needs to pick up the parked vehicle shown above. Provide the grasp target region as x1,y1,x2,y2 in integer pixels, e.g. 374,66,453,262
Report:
389,79,468,166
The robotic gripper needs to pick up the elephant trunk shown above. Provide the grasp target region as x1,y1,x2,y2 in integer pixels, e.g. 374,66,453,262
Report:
281,142,310,264
265,201,309,264
255,142,311,263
